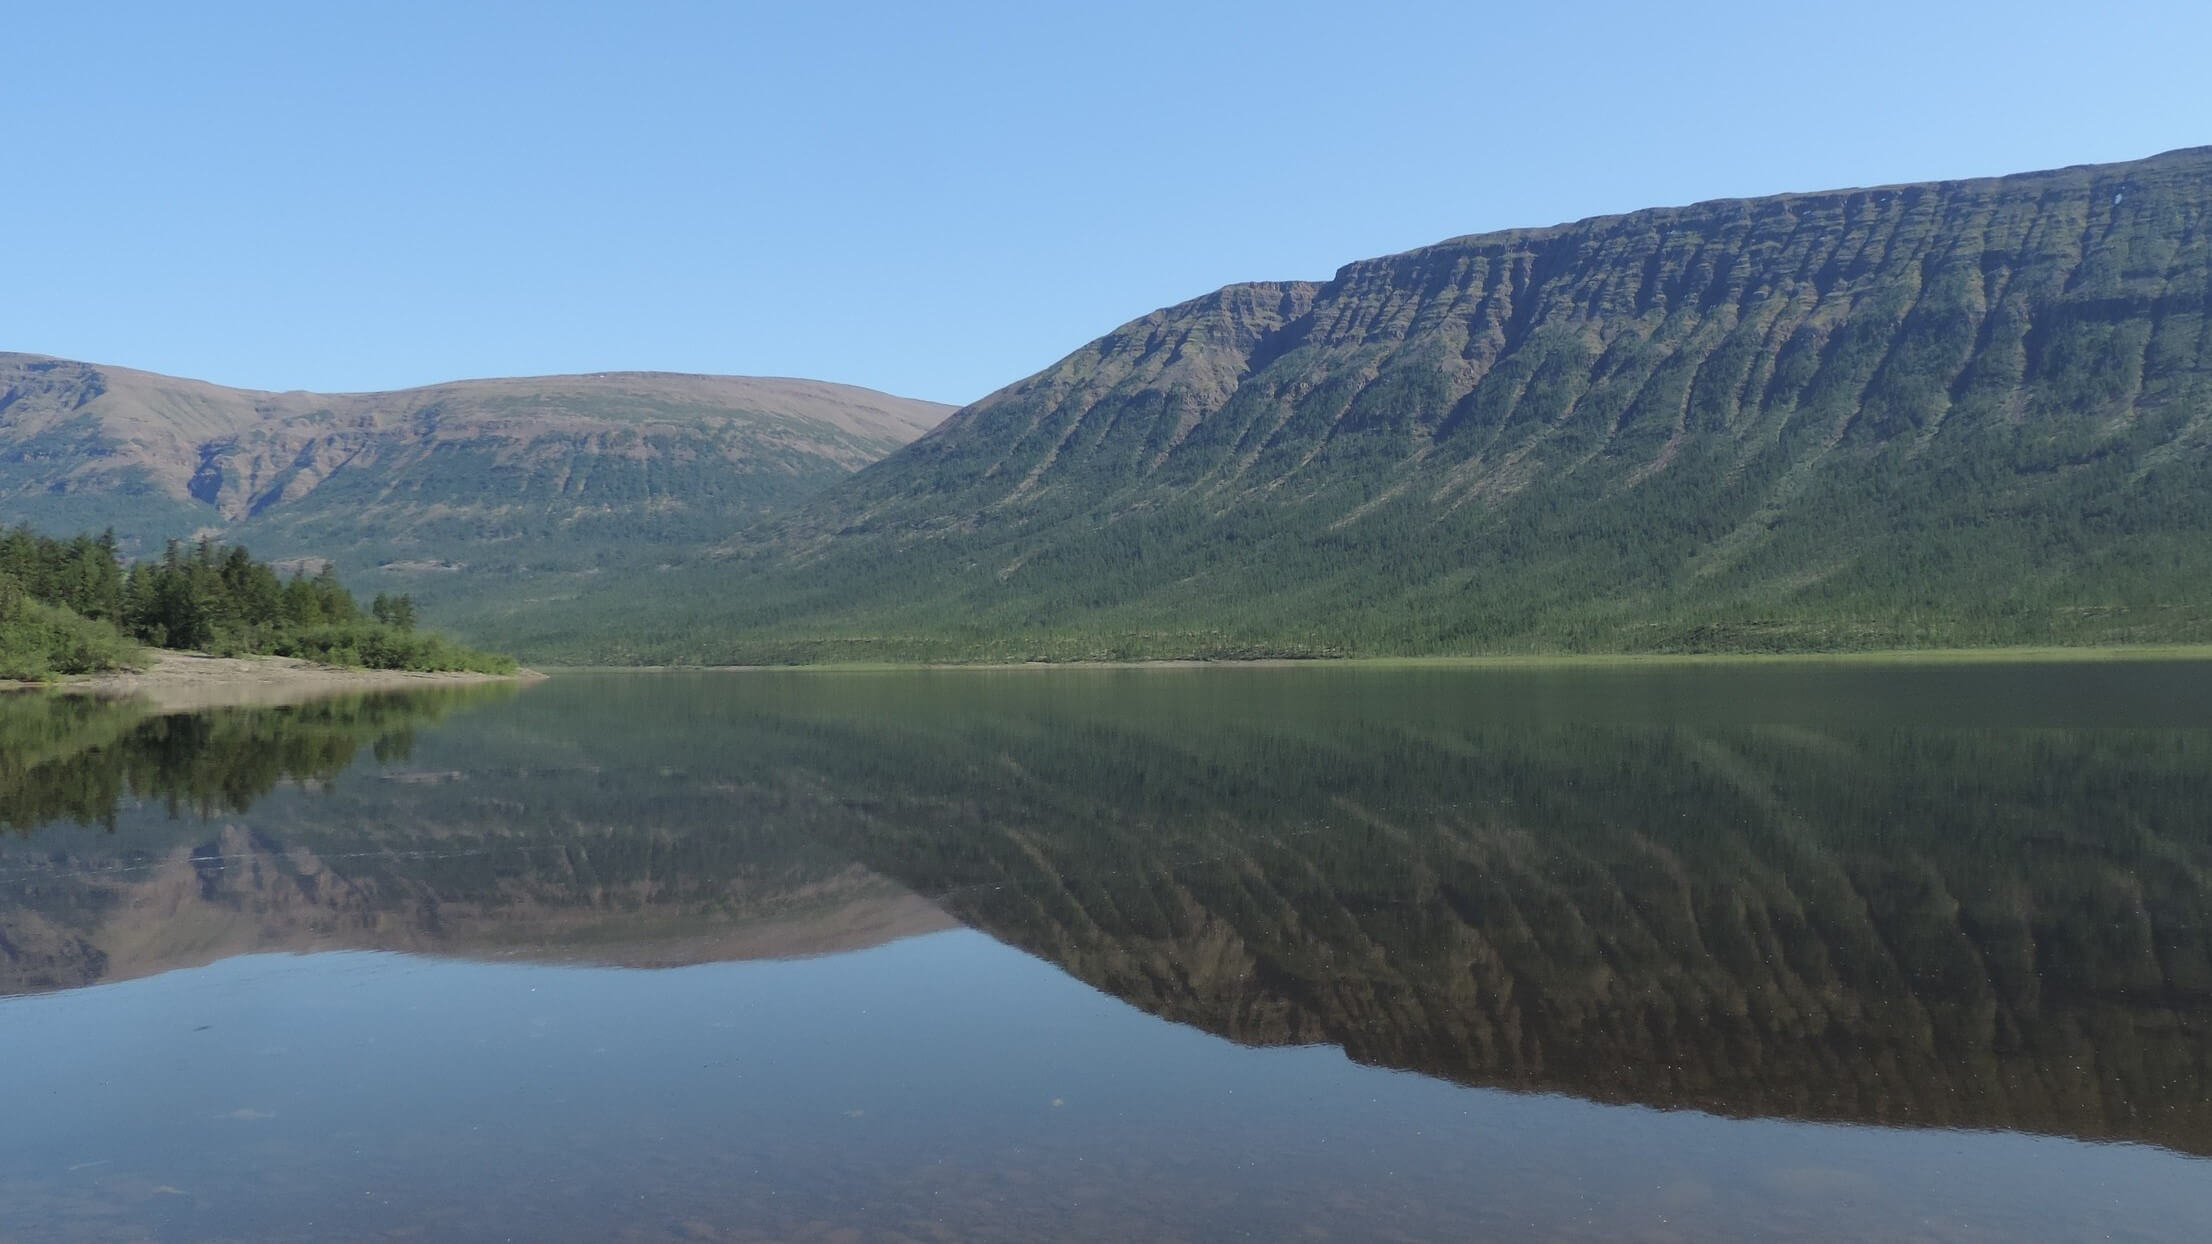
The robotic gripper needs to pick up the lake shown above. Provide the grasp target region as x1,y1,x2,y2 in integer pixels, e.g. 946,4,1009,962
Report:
4,663,2212,1242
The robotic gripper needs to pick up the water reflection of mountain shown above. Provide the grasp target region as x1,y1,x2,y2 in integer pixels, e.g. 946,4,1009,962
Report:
5,669,2211,1158
669,672,2212,1158
0,820,944,994
0,687,952,993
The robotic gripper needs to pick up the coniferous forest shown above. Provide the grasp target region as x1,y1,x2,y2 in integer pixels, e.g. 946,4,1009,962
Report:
0,525,514,680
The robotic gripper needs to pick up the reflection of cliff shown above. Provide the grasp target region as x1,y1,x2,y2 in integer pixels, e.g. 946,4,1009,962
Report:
704,691,2212,1157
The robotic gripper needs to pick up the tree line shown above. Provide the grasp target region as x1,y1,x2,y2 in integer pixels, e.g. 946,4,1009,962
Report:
1,525,511,680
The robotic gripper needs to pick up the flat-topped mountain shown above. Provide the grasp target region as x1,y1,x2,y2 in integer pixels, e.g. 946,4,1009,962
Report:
0,354,948,608
522,146,2212,662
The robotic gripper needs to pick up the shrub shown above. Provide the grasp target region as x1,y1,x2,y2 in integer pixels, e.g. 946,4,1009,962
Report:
0,578,140,680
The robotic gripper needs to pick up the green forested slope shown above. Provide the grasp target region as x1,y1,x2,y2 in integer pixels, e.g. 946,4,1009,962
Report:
508,147,2212,662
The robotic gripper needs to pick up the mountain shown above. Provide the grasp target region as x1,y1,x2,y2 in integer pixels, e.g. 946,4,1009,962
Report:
0,354,949,618
516,146,2212,662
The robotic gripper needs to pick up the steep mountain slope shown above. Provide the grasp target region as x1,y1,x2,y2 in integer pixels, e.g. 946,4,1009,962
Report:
523,147,2212,662
0,354,948,614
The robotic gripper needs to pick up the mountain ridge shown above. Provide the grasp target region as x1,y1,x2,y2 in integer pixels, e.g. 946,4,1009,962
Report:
509,144,2212,663
0,352,947,518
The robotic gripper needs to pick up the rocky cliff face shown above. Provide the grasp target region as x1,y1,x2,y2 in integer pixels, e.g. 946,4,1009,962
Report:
862,148,2210,517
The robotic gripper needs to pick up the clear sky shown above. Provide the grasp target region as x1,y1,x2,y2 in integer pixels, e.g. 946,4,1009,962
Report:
6,0,2205,405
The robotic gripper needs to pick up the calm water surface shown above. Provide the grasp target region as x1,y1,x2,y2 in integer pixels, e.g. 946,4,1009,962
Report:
4,664,2212,1242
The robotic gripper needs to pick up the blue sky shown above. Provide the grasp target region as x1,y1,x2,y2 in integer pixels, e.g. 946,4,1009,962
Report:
5,0,2205,405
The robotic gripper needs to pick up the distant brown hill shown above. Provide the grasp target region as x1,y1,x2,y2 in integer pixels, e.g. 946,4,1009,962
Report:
0,353,950,618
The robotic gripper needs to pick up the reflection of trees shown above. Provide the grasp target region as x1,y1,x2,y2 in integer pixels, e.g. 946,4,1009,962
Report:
0,685,517,831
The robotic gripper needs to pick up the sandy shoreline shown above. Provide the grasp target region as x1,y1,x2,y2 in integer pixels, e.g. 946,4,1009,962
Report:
3,651,546,712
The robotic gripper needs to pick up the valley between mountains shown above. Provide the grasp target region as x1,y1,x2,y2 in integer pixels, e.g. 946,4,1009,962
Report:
9,145,2212,663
